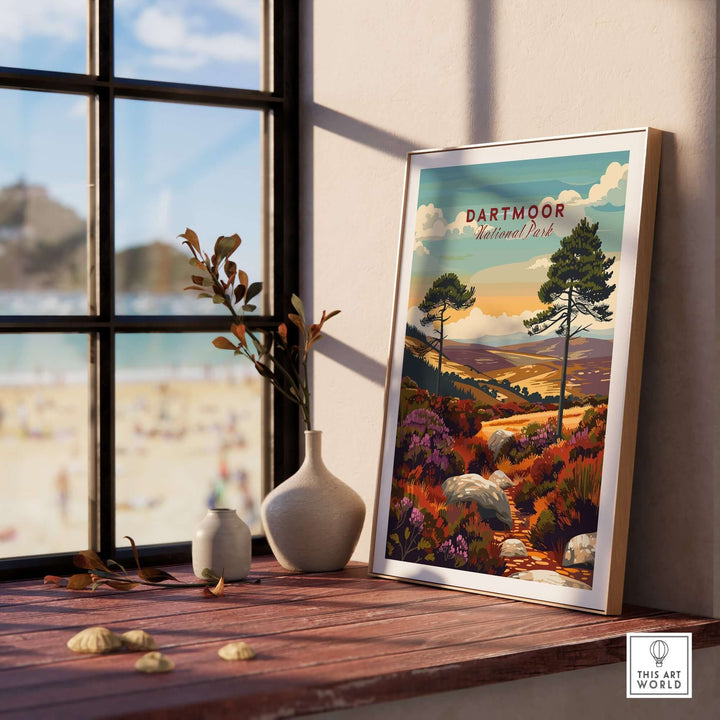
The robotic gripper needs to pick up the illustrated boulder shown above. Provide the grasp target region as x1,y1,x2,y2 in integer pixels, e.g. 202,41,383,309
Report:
442,473,512,529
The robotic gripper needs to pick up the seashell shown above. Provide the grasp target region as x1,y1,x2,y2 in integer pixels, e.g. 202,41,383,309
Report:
135,651,174,673
120,630,158,652
67,626,122,654
218,641,256,661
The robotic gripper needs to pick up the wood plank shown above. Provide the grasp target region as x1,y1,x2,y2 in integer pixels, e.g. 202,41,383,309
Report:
0,561,717,720
0,586,511,672
0,600,665,704
2,612,716,720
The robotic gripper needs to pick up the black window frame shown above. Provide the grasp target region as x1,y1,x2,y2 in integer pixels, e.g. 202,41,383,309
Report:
0,0,299,579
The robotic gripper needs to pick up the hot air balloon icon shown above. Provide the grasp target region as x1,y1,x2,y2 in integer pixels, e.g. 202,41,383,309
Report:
649,639,669,667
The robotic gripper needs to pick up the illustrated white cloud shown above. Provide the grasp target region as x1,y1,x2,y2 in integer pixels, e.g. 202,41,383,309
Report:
527,256,551,271
406,305,427,330
414,206,479,254
414,203,446,255
539,161,629,239
468,255,553,286
415,203,447,239
445,307,536,340
446,211,479,237
588,162,628,206
408,302,533,340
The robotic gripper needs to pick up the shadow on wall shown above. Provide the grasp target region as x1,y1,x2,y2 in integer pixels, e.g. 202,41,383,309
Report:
315,334,387,387
300,0,494,385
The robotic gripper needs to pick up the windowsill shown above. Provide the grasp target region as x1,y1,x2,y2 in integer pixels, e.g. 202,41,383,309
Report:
2,556,719,719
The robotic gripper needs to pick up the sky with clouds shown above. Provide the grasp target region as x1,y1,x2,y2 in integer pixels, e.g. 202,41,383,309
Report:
0,0,263,272
408,151,630,347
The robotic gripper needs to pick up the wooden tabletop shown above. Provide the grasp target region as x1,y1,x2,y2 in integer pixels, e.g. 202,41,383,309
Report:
1,557,719,719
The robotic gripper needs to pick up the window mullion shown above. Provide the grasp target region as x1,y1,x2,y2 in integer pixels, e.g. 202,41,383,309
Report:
270,0,300,485
93,0,115,555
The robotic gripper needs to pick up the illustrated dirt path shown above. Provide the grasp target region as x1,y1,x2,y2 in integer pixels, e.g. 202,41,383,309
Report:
496,490,593,585
453,406,596,585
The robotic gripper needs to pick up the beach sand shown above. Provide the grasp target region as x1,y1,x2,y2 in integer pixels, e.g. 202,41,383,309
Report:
0,373,264,561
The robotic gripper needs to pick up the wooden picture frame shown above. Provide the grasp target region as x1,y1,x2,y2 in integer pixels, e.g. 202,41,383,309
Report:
370,129,662,614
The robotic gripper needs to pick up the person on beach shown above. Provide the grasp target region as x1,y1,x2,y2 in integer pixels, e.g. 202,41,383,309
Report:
56,466,69,523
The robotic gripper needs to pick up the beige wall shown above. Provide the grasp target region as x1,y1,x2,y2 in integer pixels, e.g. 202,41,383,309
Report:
299,0,717,716
300,0,717,620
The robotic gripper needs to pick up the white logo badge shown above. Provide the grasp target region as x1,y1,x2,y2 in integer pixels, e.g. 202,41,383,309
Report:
626,633,692,698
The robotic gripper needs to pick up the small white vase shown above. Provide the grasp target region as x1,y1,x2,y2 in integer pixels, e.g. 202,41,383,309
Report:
192,508,251,580
261,430,365,572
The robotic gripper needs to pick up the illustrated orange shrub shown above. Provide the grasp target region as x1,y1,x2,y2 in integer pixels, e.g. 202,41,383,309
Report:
528,453,603,560
466,435,496,477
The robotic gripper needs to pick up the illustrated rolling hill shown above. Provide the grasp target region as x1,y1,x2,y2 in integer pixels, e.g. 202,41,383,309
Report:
406,332,613,401
496,336,612,361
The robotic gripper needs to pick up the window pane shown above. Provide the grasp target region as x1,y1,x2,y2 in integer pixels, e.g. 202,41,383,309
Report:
0,1,87,74
115,333,264,547
114,100,263,316
0,90,88,315
0,334,89,559
114,0,263,90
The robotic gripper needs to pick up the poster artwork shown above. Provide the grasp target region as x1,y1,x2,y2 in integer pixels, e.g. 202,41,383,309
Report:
386,151,630,590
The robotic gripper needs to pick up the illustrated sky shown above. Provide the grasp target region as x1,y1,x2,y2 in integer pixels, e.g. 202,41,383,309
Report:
0,0,263,274
408,151,630,346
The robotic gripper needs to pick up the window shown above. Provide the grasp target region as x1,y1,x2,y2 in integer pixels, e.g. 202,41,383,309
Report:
0,1,299,578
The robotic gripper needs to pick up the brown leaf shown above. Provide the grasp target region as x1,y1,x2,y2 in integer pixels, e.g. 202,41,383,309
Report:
124,535,142,573
214,234,241,262
230,324,247,346
203,575,225,597
122,535,177,582
245,281,262,304
73,550,110,572
67,573,94,591
212,336,237,350
237,269,249,290
102,580,139,591
224,259,237,281
139,567,178,583
179,228,201,254
277,323,287,343
290,293,305,322
234,284,246,304
287,313,304,331
253,360,274,380
43,575,64,587
306,333,323,352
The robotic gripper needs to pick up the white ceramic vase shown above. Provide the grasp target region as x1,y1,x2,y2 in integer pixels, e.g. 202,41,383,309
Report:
192,508,251,580
261,430,365,572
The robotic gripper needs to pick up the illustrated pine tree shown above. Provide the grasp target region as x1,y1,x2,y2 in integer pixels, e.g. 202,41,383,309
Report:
524,218,615,437
418,273,475,395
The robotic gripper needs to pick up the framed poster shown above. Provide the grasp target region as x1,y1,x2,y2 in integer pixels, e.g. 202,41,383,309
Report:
370,129,661,614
